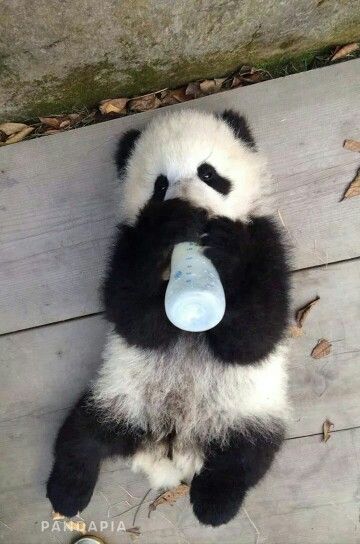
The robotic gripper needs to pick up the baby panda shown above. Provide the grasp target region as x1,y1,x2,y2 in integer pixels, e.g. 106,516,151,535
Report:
47,109,290,527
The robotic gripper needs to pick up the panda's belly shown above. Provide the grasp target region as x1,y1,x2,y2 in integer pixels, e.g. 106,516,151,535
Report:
92,331,289,447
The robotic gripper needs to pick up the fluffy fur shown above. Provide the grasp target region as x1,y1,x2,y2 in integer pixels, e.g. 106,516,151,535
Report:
47,109,291,527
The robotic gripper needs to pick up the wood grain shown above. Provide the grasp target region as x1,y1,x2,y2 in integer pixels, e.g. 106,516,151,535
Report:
0,429,359,543
1,60,359,333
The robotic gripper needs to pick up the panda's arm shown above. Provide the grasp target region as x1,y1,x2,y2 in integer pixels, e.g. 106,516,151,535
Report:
190,424,284,526
203,216,290,364
103,198,207,349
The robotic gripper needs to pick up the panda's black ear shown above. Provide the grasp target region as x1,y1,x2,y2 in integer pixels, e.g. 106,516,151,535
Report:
115,129,141,175
220,110,256,149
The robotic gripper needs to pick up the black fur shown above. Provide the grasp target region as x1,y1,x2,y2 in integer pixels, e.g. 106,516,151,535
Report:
46,392,144,517
115,129,141,174
103,198,207,349
190,422,284,526
197,163,231,195
103,205,289,362
203,215,290,363
220,109,256,149
152,174,169,202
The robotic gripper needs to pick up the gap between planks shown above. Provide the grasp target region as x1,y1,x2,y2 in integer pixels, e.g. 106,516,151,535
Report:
1,253,359,339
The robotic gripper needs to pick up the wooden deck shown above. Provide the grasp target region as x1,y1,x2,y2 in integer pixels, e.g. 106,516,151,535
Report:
1,59,360,544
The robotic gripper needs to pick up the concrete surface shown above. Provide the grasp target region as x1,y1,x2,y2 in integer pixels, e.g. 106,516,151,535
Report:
0,0,359,121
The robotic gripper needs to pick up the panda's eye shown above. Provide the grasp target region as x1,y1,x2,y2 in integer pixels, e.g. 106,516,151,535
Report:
152,175,169,202
198,163,214,181
197,163,231,195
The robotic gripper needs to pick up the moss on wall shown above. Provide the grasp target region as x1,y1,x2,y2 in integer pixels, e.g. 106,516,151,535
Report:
0,0,359,121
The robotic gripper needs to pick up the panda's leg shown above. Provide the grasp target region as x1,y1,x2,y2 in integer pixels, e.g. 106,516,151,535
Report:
190,426,284,527
46,392,144,517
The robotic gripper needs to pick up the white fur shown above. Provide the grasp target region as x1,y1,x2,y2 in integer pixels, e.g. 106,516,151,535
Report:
118,109,271,224
91,331,289,488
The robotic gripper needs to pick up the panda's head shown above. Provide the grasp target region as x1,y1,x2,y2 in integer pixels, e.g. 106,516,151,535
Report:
116,109,270,223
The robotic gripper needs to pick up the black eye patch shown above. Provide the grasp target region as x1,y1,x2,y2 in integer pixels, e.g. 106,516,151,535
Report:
197,163,231,195
152,175,169,202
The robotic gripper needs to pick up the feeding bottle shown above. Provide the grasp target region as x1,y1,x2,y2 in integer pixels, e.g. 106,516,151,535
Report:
165,242,226,332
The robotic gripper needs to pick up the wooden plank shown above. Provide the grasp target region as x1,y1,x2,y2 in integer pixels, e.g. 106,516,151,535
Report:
1,60,359,333
0,429,359,543
289,258,360,436
0,315,108,422
1,260,359,438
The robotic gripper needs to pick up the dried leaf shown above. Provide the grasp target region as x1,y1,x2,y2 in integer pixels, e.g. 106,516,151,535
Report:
64,520,87,534
128,94,161,112
231,75,244,88
311,339,332,359
322,419,334,442
239,65,252,74
99,97,128,115
289,324,303,338
39,117,62,129
52,511,65,521
1,126,34,145
343,139,360,153
295,296,320,328
199,78,225,94
0,122,29,136
185,81,201,97
148,483,189,516
341,169,360,200
331,43,359,61
43,128,62,135
39,114,82,130
126,527,141,535
161,87,188,106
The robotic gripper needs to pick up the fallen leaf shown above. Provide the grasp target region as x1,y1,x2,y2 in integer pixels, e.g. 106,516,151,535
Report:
148,483,189,516
341,169,360,200
185,81,201,97
128,94,161,112
239,65,252,74
289,324,303,338
199,78,225,94
52,511,65,521
39,114,82,130
39,116,62,129
0,122,29,136
295,296,320,328
237,69,265,84
43,128,62,135
231,75,244,88
331,43,359,61
322,419,334,442
99,97,128,115
160,87,188,106
64,520,87,534
126,527,141,535
343,139,360,153
126,526,141,542
311,339,332,359
1,126,34,145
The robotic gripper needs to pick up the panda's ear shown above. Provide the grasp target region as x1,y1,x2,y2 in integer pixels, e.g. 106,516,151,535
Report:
220,110,256,149
115,129,141,175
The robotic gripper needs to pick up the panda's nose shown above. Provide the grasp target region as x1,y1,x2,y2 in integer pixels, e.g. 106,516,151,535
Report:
165,178,193,200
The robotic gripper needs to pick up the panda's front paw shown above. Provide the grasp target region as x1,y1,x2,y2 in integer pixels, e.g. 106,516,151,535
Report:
138,198,208,251
190,472,244,527
46,465,95,517
201,217,248,287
